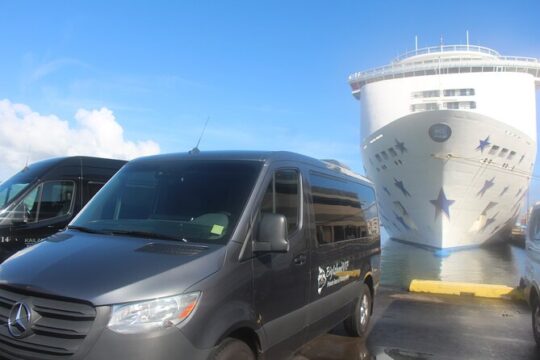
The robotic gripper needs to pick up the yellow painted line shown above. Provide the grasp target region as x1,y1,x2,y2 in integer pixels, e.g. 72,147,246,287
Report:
409,280,524,300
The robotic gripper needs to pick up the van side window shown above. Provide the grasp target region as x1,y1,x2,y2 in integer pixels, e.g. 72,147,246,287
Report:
261,169,300,233
84,182,105,205
14,181,75,223
532,215,540,242
310,173,377,245
38,181,75,220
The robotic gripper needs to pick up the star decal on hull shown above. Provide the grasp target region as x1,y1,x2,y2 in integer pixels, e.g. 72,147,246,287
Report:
477,177,495,197
393,178,411,197
395,138,408,154
476,136,491,153
430,188,455,220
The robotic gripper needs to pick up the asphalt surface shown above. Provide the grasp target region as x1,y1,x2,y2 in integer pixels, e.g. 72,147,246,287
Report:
296,287,540,360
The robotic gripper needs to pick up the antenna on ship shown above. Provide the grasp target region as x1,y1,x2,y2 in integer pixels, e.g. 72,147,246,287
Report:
189,117,209,155
466,30,470,49
415,35,418,51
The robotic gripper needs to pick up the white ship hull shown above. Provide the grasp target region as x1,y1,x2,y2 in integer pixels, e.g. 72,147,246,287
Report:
349,45,540,249
363,110,535,248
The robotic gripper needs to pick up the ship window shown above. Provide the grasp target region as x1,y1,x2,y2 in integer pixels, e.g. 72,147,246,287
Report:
412,90,440,98
460,101,476,109
388,148,397,157
381,151,389,160
508,151,516,160
489,145,500,155
443,88,475,97
499,148,509,157
445,102,459,109
412,103,440,112
375,154,382,162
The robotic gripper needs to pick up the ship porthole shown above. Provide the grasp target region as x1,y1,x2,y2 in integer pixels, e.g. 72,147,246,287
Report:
428,123,452,143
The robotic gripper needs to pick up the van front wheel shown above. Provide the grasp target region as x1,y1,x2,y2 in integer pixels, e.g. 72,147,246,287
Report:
210,338,255,360
344,283,372,338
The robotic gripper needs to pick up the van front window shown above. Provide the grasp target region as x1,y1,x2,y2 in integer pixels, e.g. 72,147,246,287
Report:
71,160,262,244
0,177,33,210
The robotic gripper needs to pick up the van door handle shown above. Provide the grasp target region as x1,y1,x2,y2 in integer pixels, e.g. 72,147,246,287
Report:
293,254,307,266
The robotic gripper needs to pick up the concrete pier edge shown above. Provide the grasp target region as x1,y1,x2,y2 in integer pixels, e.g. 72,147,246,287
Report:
409,279,525,301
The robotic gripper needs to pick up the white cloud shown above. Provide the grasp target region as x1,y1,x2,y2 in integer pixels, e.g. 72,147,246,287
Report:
0,99,160,179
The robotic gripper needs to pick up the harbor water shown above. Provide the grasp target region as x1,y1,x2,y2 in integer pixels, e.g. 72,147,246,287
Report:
380,228,527,288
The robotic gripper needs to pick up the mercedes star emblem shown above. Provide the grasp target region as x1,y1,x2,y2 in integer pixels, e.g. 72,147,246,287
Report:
7,302,32,338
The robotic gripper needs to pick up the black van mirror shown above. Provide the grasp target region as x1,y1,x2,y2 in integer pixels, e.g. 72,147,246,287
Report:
253,213,289,253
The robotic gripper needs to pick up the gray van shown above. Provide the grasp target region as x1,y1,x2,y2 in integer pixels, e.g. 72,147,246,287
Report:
0,151,380,360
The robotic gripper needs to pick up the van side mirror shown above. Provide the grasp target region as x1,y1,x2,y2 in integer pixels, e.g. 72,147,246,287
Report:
253,213,289,253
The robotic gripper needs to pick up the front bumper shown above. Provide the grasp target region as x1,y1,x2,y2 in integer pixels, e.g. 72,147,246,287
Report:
82,327,213,360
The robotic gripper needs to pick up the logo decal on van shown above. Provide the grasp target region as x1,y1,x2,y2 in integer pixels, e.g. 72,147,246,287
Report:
317,260,351,294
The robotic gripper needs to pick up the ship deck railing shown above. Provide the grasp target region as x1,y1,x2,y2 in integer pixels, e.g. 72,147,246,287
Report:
349,54,540,90
392,44,503,63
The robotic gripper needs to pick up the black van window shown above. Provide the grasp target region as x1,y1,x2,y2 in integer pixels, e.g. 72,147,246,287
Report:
38,181,75,220
12,186,41,223
11,181,74,223
84,182,105,205
310,173,377,245
261,169,300,233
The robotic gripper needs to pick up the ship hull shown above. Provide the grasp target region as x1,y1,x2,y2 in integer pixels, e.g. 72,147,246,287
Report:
362,110,535,249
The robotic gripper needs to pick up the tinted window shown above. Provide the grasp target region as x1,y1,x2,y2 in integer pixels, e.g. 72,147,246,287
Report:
84,182,105,205
310,173,377,245
38,181,75,220
9,181,74,223
72,160,262,244
261,169,300,233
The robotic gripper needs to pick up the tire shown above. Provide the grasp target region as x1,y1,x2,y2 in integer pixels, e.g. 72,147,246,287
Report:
344,283,372,338
210,338,255,360
533,302,540,347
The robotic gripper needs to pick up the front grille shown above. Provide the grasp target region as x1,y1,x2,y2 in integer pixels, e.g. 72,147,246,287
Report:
0,286,97,359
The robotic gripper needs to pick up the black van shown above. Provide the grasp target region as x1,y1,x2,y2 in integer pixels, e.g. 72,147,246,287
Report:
0,151,380,360
0,156,126,261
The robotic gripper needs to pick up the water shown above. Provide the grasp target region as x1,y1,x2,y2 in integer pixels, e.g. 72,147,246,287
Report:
380,228,527,288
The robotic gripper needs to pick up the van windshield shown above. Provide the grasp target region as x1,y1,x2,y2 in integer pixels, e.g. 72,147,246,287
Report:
71,159,262,245
0,172,36,210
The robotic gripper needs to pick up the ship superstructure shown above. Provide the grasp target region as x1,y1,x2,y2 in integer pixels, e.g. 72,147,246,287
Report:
349,44,540,248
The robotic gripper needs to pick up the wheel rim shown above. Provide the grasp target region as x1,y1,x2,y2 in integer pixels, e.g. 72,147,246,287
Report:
535,306,540,335
360,294,369,327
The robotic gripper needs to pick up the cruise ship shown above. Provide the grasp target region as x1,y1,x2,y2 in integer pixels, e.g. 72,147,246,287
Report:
349,44,540,249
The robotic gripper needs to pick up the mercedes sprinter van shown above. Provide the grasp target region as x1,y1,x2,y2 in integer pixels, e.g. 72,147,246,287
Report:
0,156,126,261
0,151,380,360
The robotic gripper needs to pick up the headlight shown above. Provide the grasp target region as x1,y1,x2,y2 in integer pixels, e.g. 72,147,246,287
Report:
108,292,200,334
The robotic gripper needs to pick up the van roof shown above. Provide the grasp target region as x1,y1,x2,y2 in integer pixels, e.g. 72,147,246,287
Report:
131,151,373,185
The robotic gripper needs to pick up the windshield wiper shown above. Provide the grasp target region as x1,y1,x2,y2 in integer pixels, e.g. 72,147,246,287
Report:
67,225,111,235
102,229,184,242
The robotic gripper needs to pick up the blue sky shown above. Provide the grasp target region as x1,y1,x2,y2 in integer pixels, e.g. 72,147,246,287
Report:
1,0,540,200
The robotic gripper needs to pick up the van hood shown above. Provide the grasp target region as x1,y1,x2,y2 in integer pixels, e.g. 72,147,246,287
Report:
0,230,226,306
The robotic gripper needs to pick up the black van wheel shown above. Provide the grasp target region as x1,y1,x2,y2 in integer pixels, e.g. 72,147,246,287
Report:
533,302,540,347
211,338,255,360
344,283,372,338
